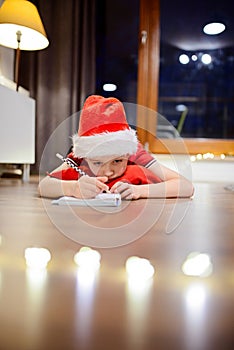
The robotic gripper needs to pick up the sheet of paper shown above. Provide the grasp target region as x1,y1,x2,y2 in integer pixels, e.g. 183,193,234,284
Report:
52,193,121,207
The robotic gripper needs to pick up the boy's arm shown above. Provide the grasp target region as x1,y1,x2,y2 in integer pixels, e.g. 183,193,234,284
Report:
38,164,80,198
146,162,194,198
129,142,194,198
38,164,109,199
38,176,80,199
111,162,194,199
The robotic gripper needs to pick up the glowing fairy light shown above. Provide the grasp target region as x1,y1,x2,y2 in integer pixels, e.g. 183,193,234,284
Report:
191,152,227,161
196,153,203,160
202,153,209,159
182,252,213,277
190,155,196,162
202,152,215,159
125,256,155,282
74,247,101,271
24,247,51,269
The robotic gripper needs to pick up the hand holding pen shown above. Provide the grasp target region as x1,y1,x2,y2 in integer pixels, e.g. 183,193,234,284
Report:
56,153,110,196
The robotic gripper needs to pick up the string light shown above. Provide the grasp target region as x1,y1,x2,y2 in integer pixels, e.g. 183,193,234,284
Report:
196,153,203,160
74,247,101,271
24,247,51,269
190,153,230,161
125,256,155,282
182,252,213,277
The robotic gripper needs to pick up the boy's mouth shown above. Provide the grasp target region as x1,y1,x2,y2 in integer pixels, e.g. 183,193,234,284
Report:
105,174,116,181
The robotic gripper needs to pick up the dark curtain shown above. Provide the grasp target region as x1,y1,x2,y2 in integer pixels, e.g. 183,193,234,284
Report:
20,0,96,174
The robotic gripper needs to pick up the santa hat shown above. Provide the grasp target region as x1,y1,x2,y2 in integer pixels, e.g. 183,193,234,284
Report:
72,95,138,158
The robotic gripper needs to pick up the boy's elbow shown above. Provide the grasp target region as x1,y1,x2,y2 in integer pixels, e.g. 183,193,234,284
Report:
38,182,43,197
37,176,48,198
181,177,194,197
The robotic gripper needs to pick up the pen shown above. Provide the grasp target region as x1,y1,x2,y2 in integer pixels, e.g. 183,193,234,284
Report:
56,153,86,176
56,153,111,193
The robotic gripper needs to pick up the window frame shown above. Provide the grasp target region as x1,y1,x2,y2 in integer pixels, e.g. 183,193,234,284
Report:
137,0,234,156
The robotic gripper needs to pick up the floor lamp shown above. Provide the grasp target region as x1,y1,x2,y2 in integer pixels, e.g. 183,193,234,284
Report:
0,0,49,91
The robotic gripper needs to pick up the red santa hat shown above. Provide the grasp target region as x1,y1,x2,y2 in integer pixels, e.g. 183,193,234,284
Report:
72,95,138,158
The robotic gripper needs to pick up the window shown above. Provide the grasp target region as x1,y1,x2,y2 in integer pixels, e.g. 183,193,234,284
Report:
95,0,234,155
159,0,234,140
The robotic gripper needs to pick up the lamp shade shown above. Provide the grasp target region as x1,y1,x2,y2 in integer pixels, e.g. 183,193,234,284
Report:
0,0,49,50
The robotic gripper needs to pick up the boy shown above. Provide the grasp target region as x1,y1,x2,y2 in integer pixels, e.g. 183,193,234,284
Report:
38,95,194,199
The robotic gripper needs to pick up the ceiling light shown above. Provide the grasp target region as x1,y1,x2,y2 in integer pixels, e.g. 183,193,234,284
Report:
203,22,226,35
103,83,117,92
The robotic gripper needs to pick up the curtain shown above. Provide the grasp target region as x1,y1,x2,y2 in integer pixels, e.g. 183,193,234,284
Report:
20,0,96,174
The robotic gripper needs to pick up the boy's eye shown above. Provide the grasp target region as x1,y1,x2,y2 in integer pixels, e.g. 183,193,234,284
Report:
113,159,123,164
93,162,102,166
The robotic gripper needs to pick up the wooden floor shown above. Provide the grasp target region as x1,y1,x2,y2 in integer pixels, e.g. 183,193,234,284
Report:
0,176,233,350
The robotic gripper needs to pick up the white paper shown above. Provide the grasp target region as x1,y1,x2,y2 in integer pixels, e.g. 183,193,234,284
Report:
52,193,121,207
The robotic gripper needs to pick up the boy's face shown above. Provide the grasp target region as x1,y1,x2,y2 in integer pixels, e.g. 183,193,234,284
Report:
85,155,129,180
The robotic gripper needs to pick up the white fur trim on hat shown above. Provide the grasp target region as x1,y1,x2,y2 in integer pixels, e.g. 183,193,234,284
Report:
72,128,138,159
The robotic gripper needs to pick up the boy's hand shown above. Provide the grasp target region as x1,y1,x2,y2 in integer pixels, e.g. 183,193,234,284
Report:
110,182,140,200
76,175,109,198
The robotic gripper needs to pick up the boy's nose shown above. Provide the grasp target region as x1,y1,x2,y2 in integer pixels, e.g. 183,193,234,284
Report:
102,165,114,177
